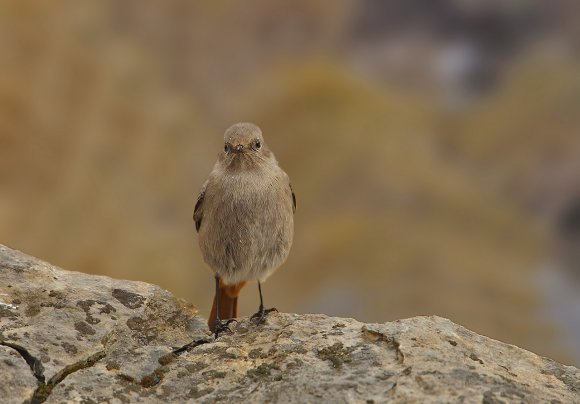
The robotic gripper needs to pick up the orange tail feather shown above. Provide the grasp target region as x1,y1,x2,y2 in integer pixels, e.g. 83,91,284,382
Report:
208,279,246,331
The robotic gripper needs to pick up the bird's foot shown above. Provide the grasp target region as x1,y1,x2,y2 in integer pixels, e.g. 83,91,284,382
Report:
214,318,237,339
251,307,278,325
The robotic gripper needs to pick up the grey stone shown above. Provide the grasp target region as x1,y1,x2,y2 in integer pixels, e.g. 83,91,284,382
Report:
0,345,38,403
0,244,207,403
1,244,578,403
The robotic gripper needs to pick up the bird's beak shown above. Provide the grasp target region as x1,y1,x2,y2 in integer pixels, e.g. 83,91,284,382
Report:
234,144,244,153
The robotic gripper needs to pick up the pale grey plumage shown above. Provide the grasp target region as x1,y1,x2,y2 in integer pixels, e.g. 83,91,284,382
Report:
194,123,295,285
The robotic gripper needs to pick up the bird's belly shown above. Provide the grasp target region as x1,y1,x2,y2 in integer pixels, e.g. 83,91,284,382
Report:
199,187,293,284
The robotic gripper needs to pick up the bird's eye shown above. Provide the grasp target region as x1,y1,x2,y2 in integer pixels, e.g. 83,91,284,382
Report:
224,144,230,153
255,139,261,149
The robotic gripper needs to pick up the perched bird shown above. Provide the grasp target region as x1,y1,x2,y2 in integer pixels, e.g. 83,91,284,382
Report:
194,123,295,337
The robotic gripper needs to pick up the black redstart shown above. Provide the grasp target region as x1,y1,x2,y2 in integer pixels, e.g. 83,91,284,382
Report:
194,123,295,336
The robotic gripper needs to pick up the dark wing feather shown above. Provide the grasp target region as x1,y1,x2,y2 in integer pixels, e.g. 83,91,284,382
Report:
290,183,296,214
193,180,208,232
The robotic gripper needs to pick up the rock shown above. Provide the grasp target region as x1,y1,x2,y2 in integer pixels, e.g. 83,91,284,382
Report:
1,244,579,403
0,244,206,403
0,345,38,404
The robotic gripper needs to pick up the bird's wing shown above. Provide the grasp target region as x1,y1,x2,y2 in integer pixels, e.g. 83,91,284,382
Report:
290,183,296,214
193,180,208,232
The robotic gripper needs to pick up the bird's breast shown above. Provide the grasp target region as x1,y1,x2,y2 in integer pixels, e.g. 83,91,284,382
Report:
198,168,294,280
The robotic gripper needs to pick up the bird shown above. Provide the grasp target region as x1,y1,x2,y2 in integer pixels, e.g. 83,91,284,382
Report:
193,122,295,337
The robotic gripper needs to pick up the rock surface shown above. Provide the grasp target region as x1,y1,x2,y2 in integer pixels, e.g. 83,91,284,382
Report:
1,244,579,403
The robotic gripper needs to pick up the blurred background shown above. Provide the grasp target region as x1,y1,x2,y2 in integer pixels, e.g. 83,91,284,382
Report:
1,0,580,365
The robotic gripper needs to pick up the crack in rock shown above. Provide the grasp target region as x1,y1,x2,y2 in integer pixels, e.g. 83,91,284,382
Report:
0,341,45,382
0,339,109,404
29,350,106,404
172,338,211,355
122,339,211,389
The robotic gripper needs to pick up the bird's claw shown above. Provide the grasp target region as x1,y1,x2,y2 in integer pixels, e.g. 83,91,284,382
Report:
251,307,278,325
214,318,237,339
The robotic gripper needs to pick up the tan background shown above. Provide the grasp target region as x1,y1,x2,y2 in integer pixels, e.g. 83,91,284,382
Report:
2,1,580,365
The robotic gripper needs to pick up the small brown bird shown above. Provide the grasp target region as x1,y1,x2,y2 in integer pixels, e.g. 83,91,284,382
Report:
194,123,295,336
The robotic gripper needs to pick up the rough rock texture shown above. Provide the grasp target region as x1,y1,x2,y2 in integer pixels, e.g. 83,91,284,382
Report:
1,244,579,403
0,244,206,403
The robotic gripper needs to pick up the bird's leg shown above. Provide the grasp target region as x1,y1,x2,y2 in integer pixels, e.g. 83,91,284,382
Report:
251,281,278,325
213,275,236,338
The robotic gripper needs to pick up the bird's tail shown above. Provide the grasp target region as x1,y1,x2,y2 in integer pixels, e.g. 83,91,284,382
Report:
208,278,247,332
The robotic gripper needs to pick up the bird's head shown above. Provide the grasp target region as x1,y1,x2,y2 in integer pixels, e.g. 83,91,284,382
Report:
220,123,276,171
223,122,265,156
